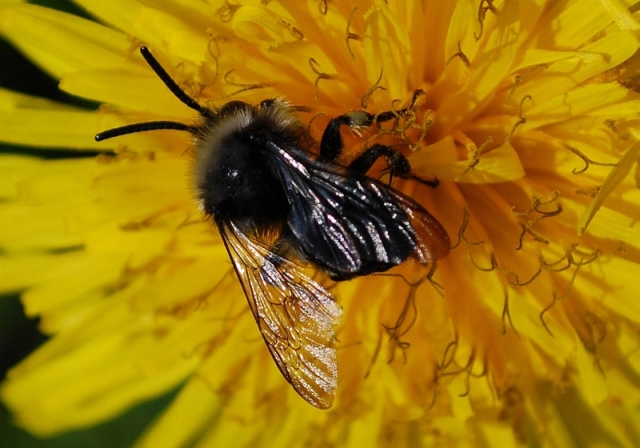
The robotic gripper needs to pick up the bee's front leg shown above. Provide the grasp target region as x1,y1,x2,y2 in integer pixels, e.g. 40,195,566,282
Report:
319,90,437,187
319,89,425,161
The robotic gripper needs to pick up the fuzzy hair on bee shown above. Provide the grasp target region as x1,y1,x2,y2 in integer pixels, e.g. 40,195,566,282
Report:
95,47,450,409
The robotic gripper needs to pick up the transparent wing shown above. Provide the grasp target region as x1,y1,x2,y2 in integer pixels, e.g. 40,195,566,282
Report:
218,221,341,409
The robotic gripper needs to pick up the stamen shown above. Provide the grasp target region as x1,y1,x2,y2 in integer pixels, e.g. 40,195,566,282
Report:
364,326,384,378
533,195,563,216
426,260,445,298
499,387,525,437
206,30,226,88
455,137,493,181
475,0,499,41
384,276,423,364
512,191,563,250
604,119,630,140
467,250,525,292
458,356,488,398
516,224,550,249
436,347,489,400
309,58,334,102
502,288,519,336
277,19,304,40
217,0,240,22
360,70,386,109
538,246,601,336
217,70,270,99
505,65,547,105
318,0,328,15
438,337,459,372
563,143,617,174
512,191,562,217
509,265,542,287
452,209,485,249
365,271,440,375
569,246,601,266
446,42,471,67
439,350,475,379
584,311,606,373
345,8,362,60
506,95,531,143
363,91,433,151
468,251,498,272
398,91,432,151
575,186,601,197
505,75,523,106
585,311,607,344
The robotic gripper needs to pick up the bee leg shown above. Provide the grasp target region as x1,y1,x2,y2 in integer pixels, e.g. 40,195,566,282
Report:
320,109,408,161
348,144,409,176
348,143,439,187
320,89,426,162
319,114,360,162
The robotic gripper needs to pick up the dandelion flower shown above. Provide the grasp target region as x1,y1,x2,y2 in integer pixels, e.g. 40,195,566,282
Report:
1,0,640,446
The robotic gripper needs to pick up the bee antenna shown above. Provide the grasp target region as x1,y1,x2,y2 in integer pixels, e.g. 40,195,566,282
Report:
94,121,194,142
138,46,209,115
94,47,207,142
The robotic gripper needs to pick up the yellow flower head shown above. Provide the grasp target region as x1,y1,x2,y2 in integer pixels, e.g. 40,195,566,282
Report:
1,0,640,446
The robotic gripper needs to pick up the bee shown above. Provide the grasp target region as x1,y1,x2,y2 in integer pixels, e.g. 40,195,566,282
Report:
96,47,450,409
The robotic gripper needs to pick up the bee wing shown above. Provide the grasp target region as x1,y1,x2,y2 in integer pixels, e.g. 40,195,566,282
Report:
387,187,451,263
266,142,449,277
218,220,341,409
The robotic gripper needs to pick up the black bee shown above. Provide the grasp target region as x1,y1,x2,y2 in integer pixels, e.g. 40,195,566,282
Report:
96,47,450,409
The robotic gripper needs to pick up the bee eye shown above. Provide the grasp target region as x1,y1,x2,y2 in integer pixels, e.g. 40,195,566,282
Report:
246,130,263,145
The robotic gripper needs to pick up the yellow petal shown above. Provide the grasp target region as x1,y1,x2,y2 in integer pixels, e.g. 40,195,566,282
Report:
2,328,199,435
599,0,640,30
134,379,221,448
538,0,624,48
579,140,640,233
363,2,411,99
0,88,115,149
522,30,639,106
445,143,526,183
526,81,634,130
0,4,129,78
60,69,196,119
73,0,211,61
